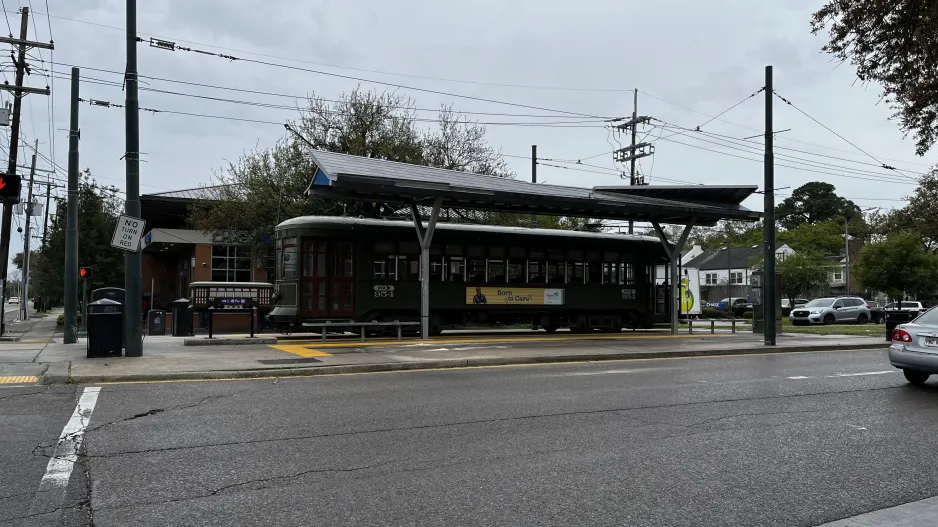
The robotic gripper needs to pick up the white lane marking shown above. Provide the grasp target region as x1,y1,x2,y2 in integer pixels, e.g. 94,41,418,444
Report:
554,368,654,377
25,386,101,520
787,376,810,380
815,495,938,526
828,371,896,377
847,424,868,430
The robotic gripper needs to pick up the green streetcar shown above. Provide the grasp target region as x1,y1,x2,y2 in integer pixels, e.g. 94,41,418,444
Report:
269,216,673,334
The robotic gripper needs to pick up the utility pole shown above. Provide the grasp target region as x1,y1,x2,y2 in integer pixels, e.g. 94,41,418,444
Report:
531,145,538,228
613,92,653,235
0,6,52,336
763,65,777,346
41,180,50,245
124,0,143,357
844,217,850,294
20,140,37,322
64,68,80,343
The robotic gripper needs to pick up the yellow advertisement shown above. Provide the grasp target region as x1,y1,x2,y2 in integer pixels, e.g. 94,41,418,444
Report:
466,287,565,306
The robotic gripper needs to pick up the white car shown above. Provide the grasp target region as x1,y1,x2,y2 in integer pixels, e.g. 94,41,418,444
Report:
8,296,18,304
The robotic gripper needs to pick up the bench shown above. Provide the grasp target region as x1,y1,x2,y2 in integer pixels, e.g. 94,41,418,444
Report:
301,320,422,342
686,318,748,334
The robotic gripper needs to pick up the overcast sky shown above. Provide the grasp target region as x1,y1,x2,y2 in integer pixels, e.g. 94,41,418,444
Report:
3,0,934,263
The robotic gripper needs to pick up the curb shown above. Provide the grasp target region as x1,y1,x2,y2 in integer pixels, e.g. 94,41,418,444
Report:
41,361,71,385
183,337,278,346
56,342,889,384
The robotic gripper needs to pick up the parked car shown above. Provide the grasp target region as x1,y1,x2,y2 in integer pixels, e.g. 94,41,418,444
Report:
7,296,18,305
718,297,750,317
866,301,885,324
884,301,929,317
889,307,938,384
781,298,810,317
789,296,871,325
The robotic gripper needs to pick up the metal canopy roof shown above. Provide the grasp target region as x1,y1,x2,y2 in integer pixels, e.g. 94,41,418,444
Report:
593,185,758,207
304,150,762,226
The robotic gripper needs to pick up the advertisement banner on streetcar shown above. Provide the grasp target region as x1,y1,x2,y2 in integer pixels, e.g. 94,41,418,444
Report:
465,287,565,306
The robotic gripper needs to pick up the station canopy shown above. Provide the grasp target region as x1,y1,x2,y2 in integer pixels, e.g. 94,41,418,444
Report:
304,150,762,226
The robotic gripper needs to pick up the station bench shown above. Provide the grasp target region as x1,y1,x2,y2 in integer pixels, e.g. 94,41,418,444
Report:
686,318,748,334
301,320,422,342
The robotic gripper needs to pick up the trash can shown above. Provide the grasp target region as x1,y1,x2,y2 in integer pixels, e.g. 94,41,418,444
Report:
91,287,125,305
147,310,166,336
87,299,123,358
885,311,914,341
171,298,193,337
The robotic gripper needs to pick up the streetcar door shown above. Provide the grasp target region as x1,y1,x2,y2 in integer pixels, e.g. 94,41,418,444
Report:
300,239,329,318
330,241,355,317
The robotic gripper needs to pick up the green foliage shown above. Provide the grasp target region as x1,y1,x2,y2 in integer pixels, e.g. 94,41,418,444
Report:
778,220,848,255
31,171,125,305
811,1,938,155
702,307,728,319
775,182,861,230
776,252,833,304
12,252,23,270
742,311,753,320
855,231,938,300
882,170,938,249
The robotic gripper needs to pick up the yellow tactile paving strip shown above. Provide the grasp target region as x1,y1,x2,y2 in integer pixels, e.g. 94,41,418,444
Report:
0,375,40,384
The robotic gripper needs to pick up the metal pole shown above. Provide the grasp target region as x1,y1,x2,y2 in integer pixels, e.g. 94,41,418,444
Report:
124,0,143,356
41,178,50,245
531,145,538,228
20,141,36,322
0,8,30,336
81,278,87,333
844,217,849,293
63,67,80,344
763,65,777,346
628,88,638,235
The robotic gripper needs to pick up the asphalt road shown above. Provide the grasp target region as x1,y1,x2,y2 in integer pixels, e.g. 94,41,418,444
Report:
3,348,938,526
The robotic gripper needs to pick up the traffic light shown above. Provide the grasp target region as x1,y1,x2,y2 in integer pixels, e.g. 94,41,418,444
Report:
79,267,93,279
0,174,21,205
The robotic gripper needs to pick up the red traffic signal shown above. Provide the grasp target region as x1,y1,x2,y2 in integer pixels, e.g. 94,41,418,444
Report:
79,267,93,279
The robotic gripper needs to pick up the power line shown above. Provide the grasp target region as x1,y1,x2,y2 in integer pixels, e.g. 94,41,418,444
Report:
0,1,11,36
47,66,600,120
639,89,934,168
772,89,912,177
22,9,636,94
137,38,610,119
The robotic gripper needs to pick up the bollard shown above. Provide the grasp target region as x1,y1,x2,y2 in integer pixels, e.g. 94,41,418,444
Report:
711,320,715,334
731,319,737,333
396,320,402,340
322,321,329,343
688,319,693,334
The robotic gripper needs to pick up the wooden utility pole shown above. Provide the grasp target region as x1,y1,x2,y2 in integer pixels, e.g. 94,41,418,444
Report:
0,6,52,335
613,90,653,235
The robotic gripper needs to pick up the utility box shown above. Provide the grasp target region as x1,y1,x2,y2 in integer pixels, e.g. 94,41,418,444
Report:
147,310,166,336
750,271,782,335
171,298,193,337
86,299,123,358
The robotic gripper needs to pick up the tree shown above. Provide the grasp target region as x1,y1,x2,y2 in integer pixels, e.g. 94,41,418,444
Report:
882,169,938,249
777,251,832,304
778,220,848,256
855,231,938,300
31,171,125,306
12,252,23,270
775,182,861,230
811,1,938,156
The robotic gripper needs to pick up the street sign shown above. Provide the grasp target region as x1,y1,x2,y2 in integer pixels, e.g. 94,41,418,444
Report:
110,215,146,252
0,173,21,204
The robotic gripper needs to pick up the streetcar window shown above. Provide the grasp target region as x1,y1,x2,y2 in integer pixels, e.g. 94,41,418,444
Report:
571,262,586,283
397,256,419,281
603,262,618,284
547,262,566,284
373,259,389,280
527,261,546,283
430,256,445,281
468,259,486,282
487,260,506,283
448,257,466,282
281,238,297,279
507,262,523,283
622,262,636,285
586,262,602,284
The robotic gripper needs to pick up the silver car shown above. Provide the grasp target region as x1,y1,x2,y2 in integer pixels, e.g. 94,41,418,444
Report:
889,307,938,385
789,296,871,325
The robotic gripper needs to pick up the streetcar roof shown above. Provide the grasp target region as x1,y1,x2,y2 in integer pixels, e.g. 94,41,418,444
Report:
277,216,664,244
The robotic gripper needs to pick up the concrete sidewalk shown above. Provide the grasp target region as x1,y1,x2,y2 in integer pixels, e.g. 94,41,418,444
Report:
0,308,62,382
23,327,890,384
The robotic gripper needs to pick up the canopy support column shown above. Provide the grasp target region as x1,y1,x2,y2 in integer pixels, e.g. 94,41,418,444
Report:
652,219,696,335
411,197,443,340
